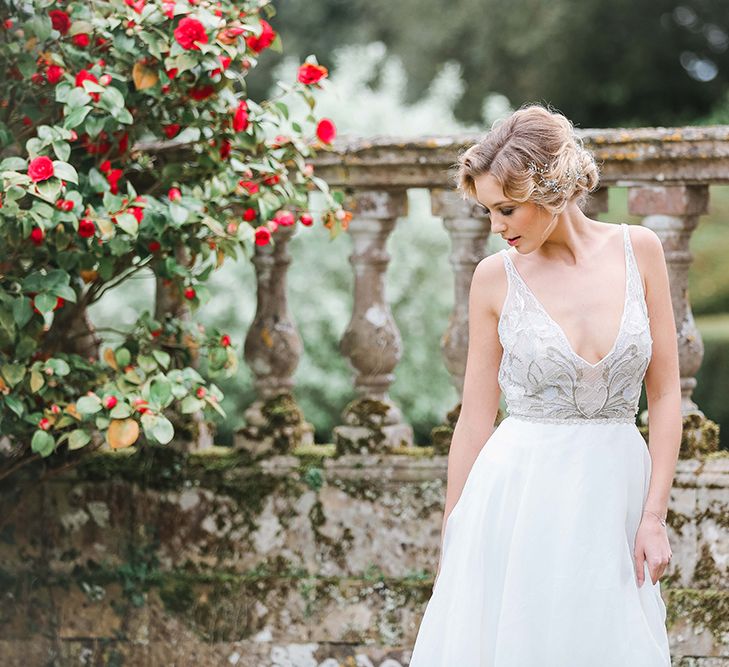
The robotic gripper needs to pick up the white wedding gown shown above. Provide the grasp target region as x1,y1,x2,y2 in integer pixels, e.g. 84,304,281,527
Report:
409,223,671,666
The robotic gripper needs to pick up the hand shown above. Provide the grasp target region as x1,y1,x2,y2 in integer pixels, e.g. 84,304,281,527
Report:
634,510,672,587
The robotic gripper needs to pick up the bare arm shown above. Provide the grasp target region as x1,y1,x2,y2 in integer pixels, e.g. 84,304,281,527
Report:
634,225,682,519
438,254,504,562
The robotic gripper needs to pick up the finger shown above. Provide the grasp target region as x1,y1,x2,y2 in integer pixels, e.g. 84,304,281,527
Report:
635,551,645,587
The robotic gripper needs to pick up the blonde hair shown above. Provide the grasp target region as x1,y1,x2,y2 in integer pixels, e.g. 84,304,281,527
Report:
454,102,601,214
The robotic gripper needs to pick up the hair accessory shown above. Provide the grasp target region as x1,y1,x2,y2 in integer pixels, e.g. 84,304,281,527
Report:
526,160,583,196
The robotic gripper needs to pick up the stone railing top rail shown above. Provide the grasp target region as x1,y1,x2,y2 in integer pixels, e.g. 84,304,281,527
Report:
310,125,729,189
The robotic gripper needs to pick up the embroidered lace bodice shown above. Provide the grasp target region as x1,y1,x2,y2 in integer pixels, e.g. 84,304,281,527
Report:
497,223,653,424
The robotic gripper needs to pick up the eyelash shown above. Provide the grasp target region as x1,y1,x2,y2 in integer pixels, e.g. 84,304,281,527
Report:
481,207,514,216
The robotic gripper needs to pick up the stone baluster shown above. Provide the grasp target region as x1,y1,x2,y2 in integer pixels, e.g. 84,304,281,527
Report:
234,224,314,455
627,184,719,456
333,189,414,454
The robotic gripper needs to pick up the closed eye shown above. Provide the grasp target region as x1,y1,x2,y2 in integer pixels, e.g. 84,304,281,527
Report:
479,205,514,216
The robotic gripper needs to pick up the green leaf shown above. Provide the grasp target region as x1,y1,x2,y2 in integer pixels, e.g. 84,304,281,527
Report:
0,308,15,339
27,15,52,41
141,413,174,444
99,86,125,112
149,377,172,407
77,395,102,415
35,178,62,201
181,395,204,414
33,292,57,314
51,285,77,302
1,364,25,387
52,141,71,162
46,358,70,376
109,403,132,419
115,212,139,236
12,297,33,328
31,430,55,457
151,350,170,369
52,161,79,184
0,157,27,171
4,395,24,417
66,87,92,109
68,429,91,450
169,202,188,225
114,108,134,125
30,370,44,393
115,348,131,367
137,354,157,373
64,106,92,129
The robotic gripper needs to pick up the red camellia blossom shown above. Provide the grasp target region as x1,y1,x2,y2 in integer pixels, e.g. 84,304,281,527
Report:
131,207,144,223
104,395,118,409
238,180,258,194
148,240,161,253
49,9,71,35
219,139,231,159
263,173,279,186
100,159,111,174
254,226,271,246
232,100,249,132
78,218,96,238
196,386,206,398
28,156,55,182
46,64,64,84
220,334,231,347
75,69,100,102
297,63,328,85
274,210,295,227
31,72,45,85
163,123,181,139
162,2,175,18
245,19,276,53
168,188,182,201
72,33,90,47
243,207,256,221
174,17,208,50
107,168,123,194
30,226,44,245
39,417,51,431
53,297,64,311
300,213,314,226
316,118,336,144
184,287,196,300
188,84,215,101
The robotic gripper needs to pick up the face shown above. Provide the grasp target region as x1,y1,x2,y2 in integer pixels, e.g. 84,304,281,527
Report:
473,172,556,253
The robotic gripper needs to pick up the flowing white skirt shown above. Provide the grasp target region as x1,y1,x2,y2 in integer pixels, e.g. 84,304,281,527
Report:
409,415,671,667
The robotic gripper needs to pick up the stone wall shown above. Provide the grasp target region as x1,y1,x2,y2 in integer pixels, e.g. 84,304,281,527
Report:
1,445,728,666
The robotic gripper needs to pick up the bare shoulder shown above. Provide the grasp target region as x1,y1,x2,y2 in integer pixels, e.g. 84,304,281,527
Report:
471,250,508,319
626,224,666,296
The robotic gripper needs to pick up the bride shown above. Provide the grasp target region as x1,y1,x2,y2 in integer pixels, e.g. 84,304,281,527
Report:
409,103,679,666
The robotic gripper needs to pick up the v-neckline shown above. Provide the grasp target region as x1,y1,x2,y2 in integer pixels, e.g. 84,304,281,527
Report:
503,223,630,369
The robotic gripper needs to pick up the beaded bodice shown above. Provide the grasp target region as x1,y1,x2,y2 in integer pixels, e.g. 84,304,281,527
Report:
497,223,653,424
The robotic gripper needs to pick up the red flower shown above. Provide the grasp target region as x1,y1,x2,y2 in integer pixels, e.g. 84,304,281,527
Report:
162,2,175,18
38,417,51,431
78,218,96,238
165,67,178,79
22,116,32,126
184,287,196,300
28,156,55,182
243,207,256,221
117,131,129,155
274,210,295,226
300,213,314,226
31,72,45,85
263,174,279,186
174,17,208,50
188,84,215,101
238,180,258,194
104,395,118,409
131,207,144,223
124,0,146,14
219,139,231,159
53,296,64,311
218,55,232,70
30,226,45,245
49,9,71,35
75,69,100,102
163,123,181,139
72,33,90,48
316,118,336,144
46,65,64,84
254,226,271,246
100,160,111,174
148,241,161,253
107,168,123,194
297,63,328,85
195,386,206,398
232,100,249,132
245,19,276,54
220,334,231,347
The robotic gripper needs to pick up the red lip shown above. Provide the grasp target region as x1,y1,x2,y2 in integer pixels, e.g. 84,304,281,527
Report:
507,236,520,246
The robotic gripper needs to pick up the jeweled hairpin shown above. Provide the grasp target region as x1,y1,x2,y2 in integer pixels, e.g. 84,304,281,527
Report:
527,160,582,195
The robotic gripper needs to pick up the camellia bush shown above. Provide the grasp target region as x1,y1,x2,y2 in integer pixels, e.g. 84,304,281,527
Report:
0,0,350,473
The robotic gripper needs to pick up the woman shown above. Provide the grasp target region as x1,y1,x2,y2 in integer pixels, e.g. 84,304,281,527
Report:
409,103,680,666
